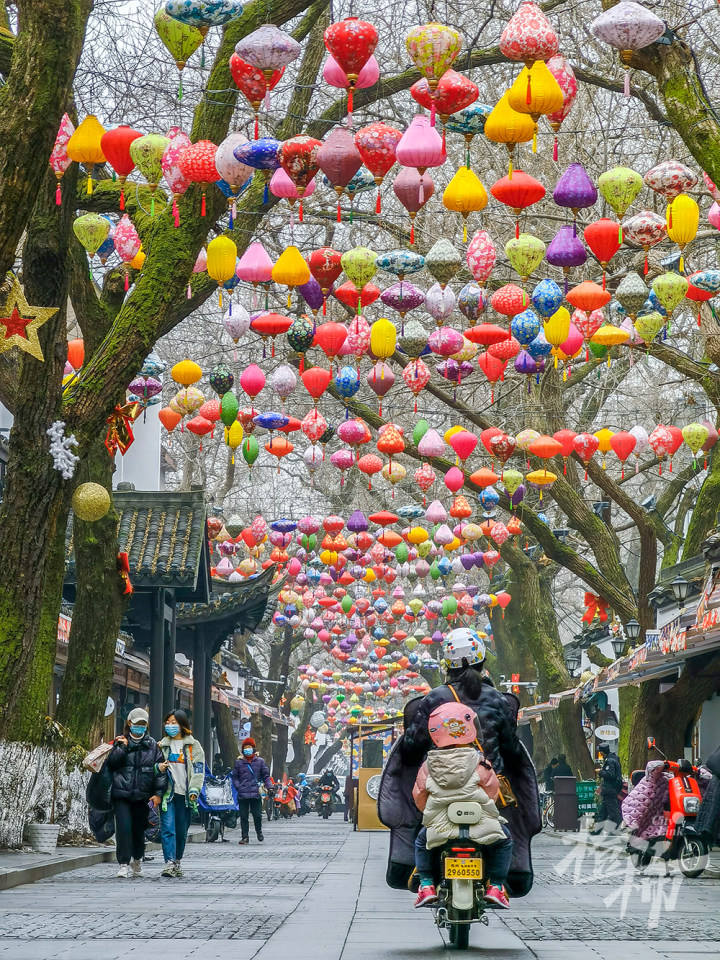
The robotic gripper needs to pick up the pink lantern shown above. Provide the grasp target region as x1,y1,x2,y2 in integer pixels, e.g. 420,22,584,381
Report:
448,430,478,462
428,326,464,357
709,203,720,231
239,363,266,406
559,322,583,360
444,466,465,493
396,115,445,176
402,359,431,412
590,1,666,96
270,167,316,207
331,448,355,485
301,409,328,445
317,127,363,221
546,55,578,161
163,127,192,227
466,230,497,285
393,167,435,243
346,315,371,359
500,2,559,64
703,171,720,202
49,113,75,205
366,362,395,415
648,425,674,474
324,54,379,90
237,241,274,295
113,214,142,290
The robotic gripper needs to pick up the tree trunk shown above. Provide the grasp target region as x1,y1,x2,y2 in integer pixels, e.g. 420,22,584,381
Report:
55,438,127,746
212,701,239,768
288,700,314,777
271,724,288,779
0,169,77,743
313,736,344,774
253,714,274,769
682,448,720,560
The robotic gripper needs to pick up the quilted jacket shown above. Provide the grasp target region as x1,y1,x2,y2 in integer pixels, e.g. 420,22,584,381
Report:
621,760,668,840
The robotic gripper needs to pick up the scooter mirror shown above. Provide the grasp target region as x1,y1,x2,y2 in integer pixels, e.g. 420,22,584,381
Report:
647,737,656,749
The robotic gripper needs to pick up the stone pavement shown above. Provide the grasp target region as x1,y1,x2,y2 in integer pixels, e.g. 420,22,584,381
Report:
0,817,716,959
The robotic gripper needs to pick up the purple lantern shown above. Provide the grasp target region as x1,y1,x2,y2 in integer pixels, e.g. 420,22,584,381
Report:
298,276,325,314
546,224,587,269
553,162,598,215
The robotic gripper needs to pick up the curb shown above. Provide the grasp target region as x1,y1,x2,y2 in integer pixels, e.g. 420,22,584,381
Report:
0,847,115,891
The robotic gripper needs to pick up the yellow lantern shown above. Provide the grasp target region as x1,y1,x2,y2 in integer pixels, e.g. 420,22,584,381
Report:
320,549,338,565
66,115,107,194
408,526,428,544
363,567,377,582
226,420,244,463
272,245,310,308
484,92,535,176
508,62,564,151
443,425,464,444
526,468,557,501
130,247,146,271
171,359,202,387
591,324,630,367
666,194,699,271
594,428,615,469
206,236,237,308
370,317,396,365
443,167,488,242
544,306,570,367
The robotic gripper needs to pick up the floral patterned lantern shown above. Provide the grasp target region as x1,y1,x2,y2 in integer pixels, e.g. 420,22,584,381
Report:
178,139,219,216
506,233,546,285
425,239,461,288
652,272,688,324
466,230,497,286
644,160,698,201
279,136,322,220
309,247,343,314
546,56,577,161
162,127,192,227
405,22,462,124
324,17,378,121
114,215,142,291
49,113,75,205
229,54,285,138
402,359,432,412
598,166,643,219
165,0,244,36
500,2,559,65
622,210,667,274
215,132,253,225
317,128,363,221
355,121,402,215
235,23,300,120
154,9,204,84
410,70,479,137
381,282,426,323
590,1,666,96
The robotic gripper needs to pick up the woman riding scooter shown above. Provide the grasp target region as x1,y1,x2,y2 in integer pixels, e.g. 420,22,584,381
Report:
378,627,540,898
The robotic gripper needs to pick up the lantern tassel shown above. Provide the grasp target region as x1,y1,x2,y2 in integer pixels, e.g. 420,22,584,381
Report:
299,199,303,223
254,114,259,140
231,199,236,228
644,253,648,275
463,222,467,243
337,200,342,223
87,173,93,195
430,99,436,127
410,222,415,245
201,192,207,217
347,85,354,124
624,69,630,97
376,189,381,216
187,282,191,299
532,129,537,154
124,269,129,292
173,197,180,228
553,136,558,162
120,185,125,211
515,219,520,240
151,196,155,218
263,182,269,204
55,182,62,206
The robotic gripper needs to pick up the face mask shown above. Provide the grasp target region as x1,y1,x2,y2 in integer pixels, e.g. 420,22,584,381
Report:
243,748,253,756
165,723,180,737
130,725,146,738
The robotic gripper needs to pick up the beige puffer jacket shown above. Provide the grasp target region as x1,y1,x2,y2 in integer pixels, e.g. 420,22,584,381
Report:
423,747,506,849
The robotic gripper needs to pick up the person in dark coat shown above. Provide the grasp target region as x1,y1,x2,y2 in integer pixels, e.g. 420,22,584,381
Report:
231,737,273,844
543,758,559,792
592,743,623,833
106,707,167,878
696,744,720,845
379,628,541,897
554,755,574,779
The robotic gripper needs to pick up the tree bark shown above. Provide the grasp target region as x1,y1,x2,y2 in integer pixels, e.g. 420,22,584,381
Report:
212,701,239,768
288,699,314,777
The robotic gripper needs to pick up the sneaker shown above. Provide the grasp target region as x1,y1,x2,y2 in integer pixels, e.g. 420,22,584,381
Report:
161,861,176,877
414,884,438,908
172,862,183,878
238,838,249,845
257,832,264,842
116,864,130,879
130,859,143,878
484,884,510,909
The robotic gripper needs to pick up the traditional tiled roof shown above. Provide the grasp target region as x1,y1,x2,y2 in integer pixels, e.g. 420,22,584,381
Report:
177,563,285,629
66,490,210,600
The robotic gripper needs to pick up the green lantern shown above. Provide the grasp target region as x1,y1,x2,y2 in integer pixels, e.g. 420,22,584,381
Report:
395,542,409,563
341,595,353,614
652,272,688,323
220,391,239,426
412,419,430,446
129,133,170,213
154,10,204,79
241,435,259,467
73,213,111,259
634,311,664,344
429,559,441,581
341,246,377,290
598,166,643,219
503,468,524,497
505,234,546,284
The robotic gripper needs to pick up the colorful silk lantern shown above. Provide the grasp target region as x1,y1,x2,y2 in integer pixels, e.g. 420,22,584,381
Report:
317,128,363,221
590,1,666,96
490,171,545,237
443,167,487,241
178,139,220,216
207,235,237,307
500,2,559,65
272,245,310,308
546,55,578,160
324,17,378,119
584,218,623,288
66,114,106,195
355,121,402,214
392,167,435,243
484,93,535,176
406,22,462,123
49,114,75,205
100,125,142,210
666,194,699,270
506,233,546,283
229,53,285,138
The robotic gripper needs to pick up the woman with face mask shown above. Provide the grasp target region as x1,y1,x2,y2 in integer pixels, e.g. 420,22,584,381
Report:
157,709,205,877
231,737,273,844
106,708,168,878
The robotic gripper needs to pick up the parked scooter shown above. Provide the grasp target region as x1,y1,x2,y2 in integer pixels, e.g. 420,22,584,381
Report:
197,769,239,842
430,801,489,950
624,737,708,878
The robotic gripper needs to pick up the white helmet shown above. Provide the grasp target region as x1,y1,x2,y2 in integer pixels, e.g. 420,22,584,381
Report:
442,627,486,670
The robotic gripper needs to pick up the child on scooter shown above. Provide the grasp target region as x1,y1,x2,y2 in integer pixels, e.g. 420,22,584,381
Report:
412,701,513,910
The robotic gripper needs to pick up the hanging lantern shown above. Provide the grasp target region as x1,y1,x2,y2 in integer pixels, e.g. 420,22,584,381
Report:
279,136,322,220
162,127,192,227
490,171,545,238
584,218,623,288
73,213,111,265
546,55,577,161
66,115,106,195
652,272,688,324
500,2,559,65
402,359,431,412
100,125,142,211
272,246,310,308
648,424,673,474
466,230,497,286
234,23,300,127
49,114,75,206
484,93,535,176
324,17,379,121
553,162,598,219
315,322,348,371
491,283,528,317
507,61,563,152
424,239,462,288
341,246,377,295
634,311,664,345
128,133,170,217
393,167,434,244
405,22,462,124
310,247,343,314
165,0,243,33
396,115,445,181
506,234,546,284
443,168,487,242
207,235,238,307
178,139,220,216
215,132,253,226
644,160,698,201
477,352,508,402
154,9,204,93
666,194,699,271
615,272,648,321
113,214,142,291
622,210,667,274
598,165,643,219
233,137,281,202
682,423,710,469
317,128,363,221
229,54,285,138
573,432,600,479
370,317,397,364
545,225,586,287
354,122,402,216
590,1,666,96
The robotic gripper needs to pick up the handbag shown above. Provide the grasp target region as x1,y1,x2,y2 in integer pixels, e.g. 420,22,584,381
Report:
447,684,518,808
83,740,114,773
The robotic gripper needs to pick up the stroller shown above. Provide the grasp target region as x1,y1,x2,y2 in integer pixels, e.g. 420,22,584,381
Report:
197,766,239,842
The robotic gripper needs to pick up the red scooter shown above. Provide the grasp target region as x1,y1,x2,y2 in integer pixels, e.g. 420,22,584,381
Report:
629,737,708,878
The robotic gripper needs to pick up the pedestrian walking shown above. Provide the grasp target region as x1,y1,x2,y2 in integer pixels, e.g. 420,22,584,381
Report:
106,708,167,878
343,772,354,822
554,754,574,778
592,743,623,833
158,709,205,878
543,757,558,792
231,737,273,844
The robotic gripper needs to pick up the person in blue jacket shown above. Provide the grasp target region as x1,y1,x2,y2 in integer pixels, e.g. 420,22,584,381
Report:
231,737,273,844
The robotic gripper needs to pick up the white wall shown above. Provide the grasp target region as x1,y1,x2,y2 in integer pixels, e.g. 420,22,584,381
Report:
699,692,720,761
113,404,162,491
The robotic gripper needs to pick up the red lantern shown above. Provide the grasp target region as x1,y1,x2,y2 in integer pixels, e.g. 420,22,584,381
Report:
491,283,528,317
309,246,343,298
266,436,294,469
480,427,502,455
528,435,563,460
410,70,479,125
358,453,383,489
277,415,301,434
178,140,220,216
249,312,292,356
186,415,213,450
100,125,142,210
370,510,399,527
333,281,381,312
649,425,673,474
159,407,182,433
464,323,510,346
488,433,517,471
477,352,507,402
666,425,683,471
377,423,405,462
314,321,348,369
324,17,378,118
301,366,332,403
354,121,402,214
583,218,622,289
565,280,611,313
572,432,600,479
469,466,499,488
67,337,85,370
487,336,521,361
609,431,636,478
279,135,322,218
553,428,577,474
229,54,284,138
490,171,546,238
686,271,715,326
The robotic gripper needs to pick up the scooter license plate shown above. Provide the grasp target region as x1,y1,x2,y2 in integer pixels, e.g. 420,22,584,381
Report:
444,858,482,879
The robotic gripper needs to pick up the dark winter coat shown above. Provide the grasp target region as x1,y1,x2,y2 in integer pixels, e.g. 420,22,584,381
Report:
598,753,623,794
554,761,573,778
106,734,167,802
231,753,272,798
379,677,540,898
696,745,720,843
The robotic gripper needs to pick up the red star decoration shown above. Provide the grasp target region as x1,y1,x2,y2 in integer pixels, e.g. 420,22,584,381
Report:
0,306,32,340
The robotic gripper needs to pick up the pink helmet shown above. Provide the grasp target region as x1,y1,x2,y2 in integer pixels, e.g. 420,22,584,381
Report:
428,702,478,748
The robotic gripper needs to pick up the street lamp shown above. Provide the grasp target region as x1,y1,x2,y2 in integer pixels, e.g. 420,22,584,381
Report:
565,651,581,677
625,618,641,643
611,636,626,658
670,576,690,606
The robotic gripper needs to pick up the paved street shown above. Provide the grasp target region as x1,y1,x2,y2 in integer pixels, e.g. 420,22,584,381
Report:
0,819,717,959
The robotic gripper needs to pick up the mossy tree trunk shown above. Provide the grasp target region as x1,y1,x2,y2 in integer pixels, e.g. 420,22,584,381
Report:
212,701,239,769
288,699,314,777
